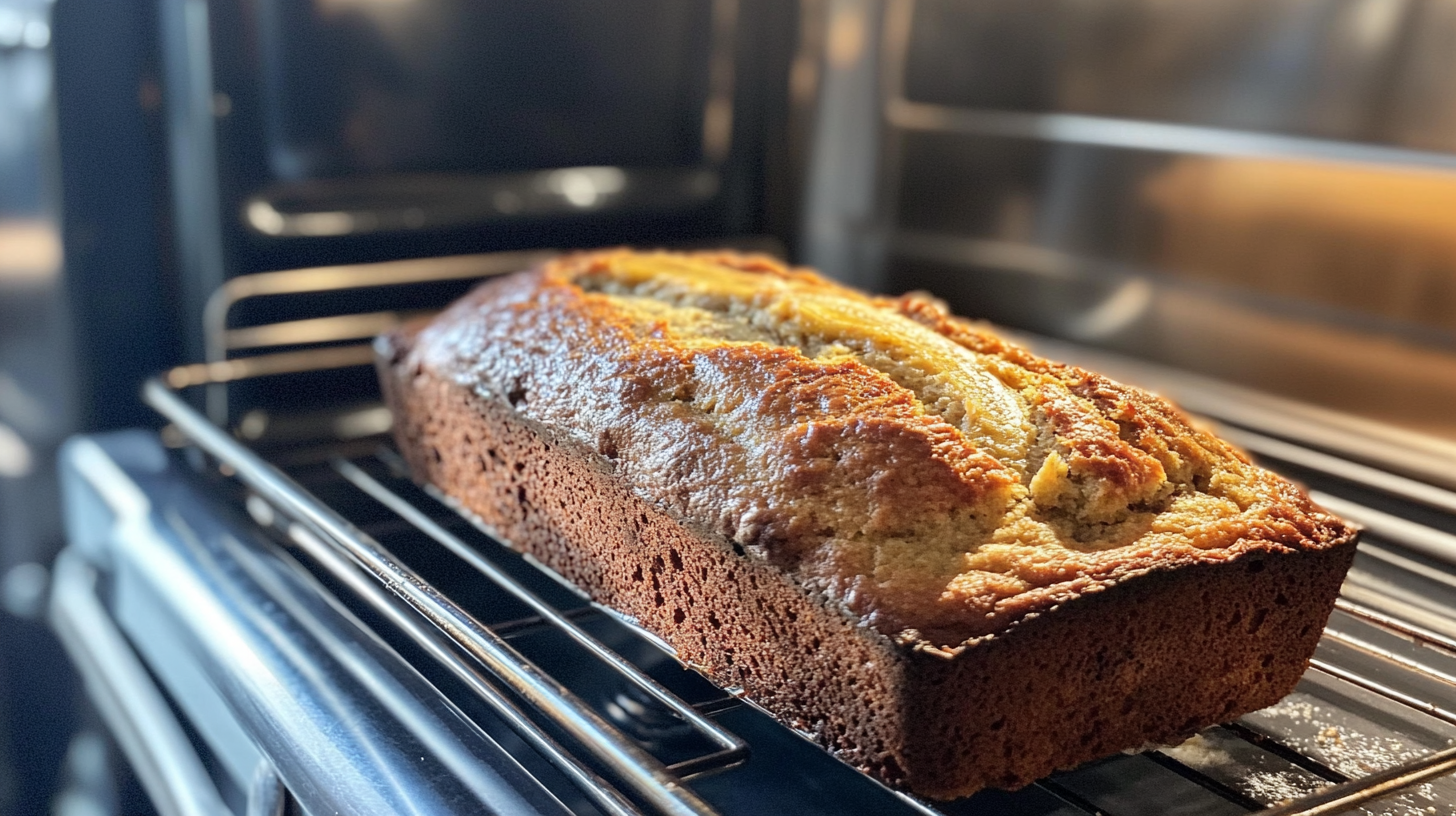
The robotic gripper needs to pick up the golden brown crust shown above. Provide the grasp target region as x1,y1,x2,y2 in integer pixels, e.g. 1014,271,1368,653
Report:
403,250,1356,649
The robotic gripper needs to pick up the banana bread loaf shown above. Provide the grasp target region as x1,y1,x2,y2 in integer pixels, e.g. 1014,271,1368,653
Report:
378,249,1358,799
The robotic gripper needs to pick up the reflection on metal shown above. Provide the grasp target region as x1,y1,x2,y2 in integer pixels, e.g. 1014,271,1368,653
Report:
1218,425,1456,517
885,99,1456,173
891,232,1153,340
1333,574,1456,649
166,345,377,389
703,0,739,163
789,0,827,153
0,8,50,50
0,421,32,478
277,521,643,816
1321,626,1456,698
245,760,285,816
892,0,1450,152
894,230,1090,281
49,551,230,816
243,168,720,239
0,9,23,48
800,0,891,289
246,202,354,237
1342,582,1456,649
60,432,582,815
331,406,393,441
201,249,556,424
1312,491,1456,568
0,371,53,436
1145,157,1456,332
826,0,867,69
543,167,628,208
224,311,423,352
253,0,737,194
203,249,554,362
1260,743,1456,816
160,0,227,365
1069,278,1154,341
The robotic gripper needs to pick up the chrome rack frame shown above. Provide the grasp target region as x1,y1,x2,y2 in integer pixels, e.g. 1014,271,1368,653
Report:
50,550,236,816
199,249,557,424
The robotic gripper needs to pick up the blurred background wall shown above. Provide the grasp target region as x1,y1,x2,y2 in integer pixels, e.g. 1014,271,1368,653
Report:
1,0,75,811
1,0,172,810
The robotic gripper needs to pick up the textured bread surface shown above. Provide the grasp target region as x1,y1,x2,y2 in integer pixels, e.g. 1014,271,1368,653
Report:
379,249,1359,798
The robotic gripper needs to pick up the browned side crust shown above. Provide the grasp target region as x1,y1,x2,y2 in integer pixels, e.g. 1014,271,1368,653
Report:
379,327,1358,799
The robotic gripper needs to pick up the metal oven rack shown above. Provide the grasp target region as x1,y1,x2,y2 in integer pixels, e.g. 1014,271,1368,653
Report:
55,253,1456,815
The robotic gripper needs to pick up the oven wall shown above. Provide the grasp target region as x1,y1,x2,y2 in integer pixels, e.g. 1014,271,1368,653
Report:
803,0,1456,439
169,0,801,365
0,0,103,812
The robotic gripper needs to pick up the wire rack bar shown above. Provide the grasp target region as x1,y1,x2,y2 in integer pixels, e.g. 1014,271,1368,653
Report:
278,522,641,816
331,457,749,778
145,376,721,816
1259,744,1456,816
1335,596,1456,654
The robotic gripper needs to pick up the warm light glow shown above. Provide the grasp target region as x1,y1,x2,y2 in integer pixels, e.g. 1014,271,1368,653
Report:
315,0,415,15
0,422,32,478
543,167,626,209
245,200,360,237
827,2,866,68
245,200,286,236
290,211,357,237
0,220,61,285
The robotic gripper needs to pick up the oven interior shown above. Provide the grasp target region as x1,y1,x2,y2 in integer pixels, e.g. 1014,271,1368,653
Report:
50,257,1456,816
25,0,1456,813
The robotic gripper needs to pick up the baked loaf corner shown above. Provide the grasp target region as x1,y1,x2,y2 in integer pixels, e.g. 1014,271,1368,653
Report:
379,249,1359,798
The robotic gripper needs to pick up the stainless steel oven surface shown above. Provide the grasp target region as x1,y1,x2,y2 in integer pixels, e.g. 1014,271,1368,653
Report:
804,0,1456,441
19,0,1456,814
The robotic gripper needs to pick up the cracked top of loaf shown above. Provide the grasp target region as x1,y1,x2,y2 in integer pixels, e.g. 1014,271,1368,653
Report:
409,249,1357,652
